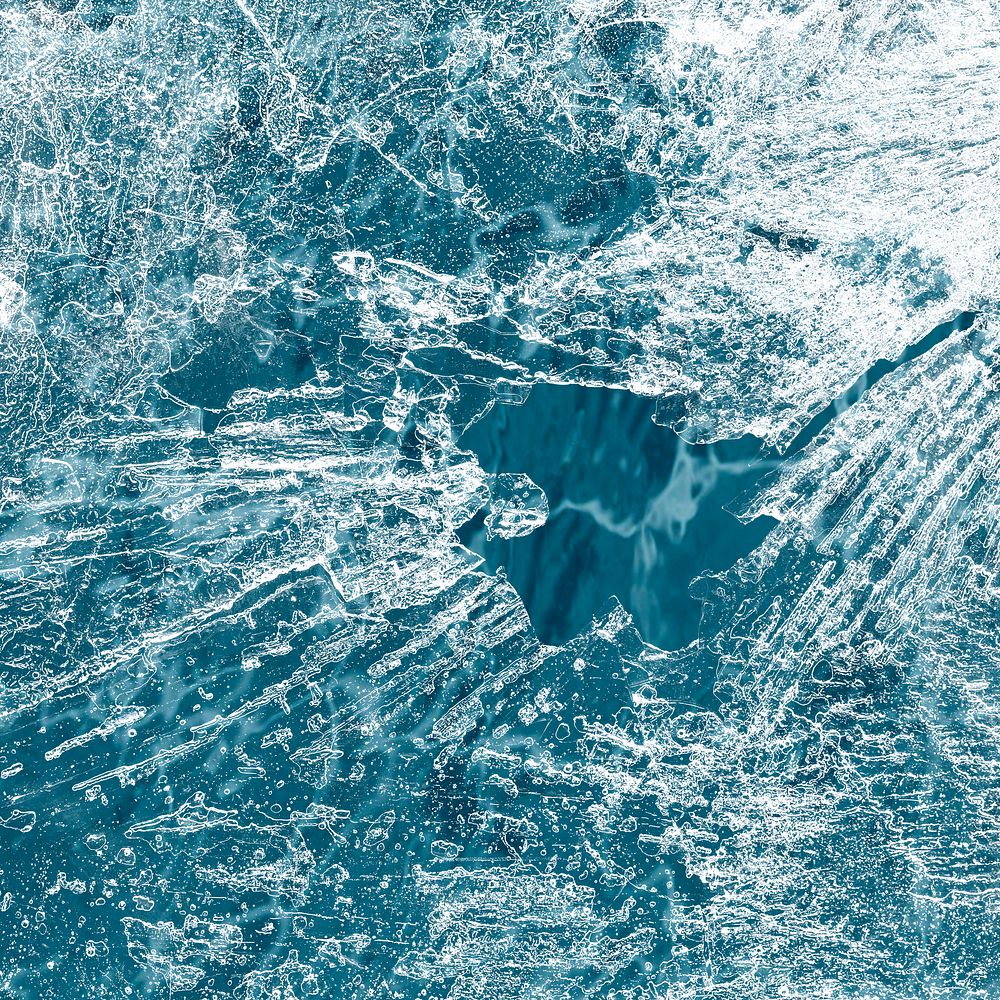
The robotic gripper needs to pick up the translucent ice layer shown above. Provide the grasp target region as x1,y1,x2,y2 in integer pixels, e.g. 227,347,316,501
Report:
0,0,998,996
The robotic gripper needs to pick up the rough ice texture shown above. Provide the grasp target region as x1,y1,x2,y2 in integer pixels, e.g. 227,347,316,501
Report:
0,0,998,996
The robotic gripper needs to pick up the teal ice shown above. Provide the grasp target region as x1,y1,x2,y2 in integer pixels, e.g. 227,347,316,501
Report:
0,1,999,997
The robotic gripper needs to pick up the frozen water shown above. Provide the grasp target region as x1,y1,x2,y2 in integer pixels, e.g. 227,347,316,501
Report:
0,0,998,996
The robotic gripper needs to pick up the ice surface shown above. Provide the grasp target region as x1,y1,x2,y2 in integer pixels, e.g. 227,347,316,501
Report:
0,0,998,995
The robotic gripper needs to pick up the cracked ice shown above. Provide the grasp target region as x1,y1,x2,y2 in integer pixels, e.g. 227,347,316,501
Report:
0,0,999,996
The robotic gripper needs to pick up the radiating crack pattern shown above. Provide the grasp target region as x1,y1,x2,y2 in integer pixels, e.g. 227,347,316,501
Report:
1,0,999,997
